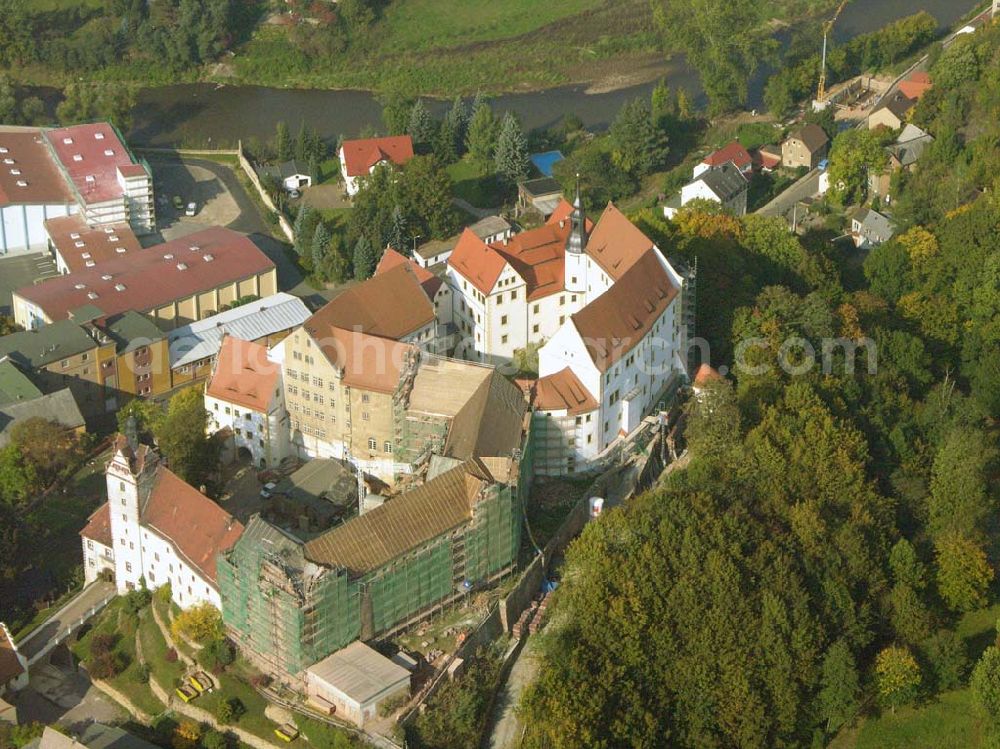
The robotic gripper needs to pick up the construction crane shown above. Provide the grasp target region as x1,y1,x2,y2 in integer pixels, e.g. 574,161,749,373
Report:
816,0,850,106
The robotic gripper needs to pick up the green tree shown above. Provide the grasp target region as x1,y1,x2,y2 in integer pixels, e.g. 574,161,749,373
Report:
889,538,926,590
935,532,994,612
875,645,921,713
0,444,36,506
155,386,220,491
972,646,1000,733
275,121,292,162
387,205,407,254
608,97,668,178
353,236,378,280
293,202,317,257
920,630,968,692
889,583,932,644
379,87,415,135
407,99,437,150
466,97,498,175
0,74,17,123
10,417,82,486
818,640,859,732
311,221,331,271
494,111,529,186
928,428,995,539
827,128,888,205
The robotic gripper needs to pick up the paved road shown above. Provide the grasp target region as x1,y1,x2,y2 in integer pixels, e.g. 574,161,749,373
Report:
756,169,820,220
12,663,124,733
18,581,116,661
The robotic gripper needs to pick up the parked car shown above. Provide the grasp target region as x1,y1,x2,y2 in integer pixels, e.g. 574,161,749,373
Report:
260,481,277,499
288,189,301,199
185,202,197,216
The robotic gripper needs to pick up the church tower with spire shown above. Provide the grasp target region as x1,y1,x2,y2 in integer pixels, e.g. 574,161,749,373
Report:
564,180,588,296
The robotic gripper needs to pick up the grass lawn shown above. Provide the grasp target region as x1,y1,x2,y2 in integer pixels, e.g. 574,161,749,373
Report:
138,607,186,691
447,158,502,209
73,598,165,717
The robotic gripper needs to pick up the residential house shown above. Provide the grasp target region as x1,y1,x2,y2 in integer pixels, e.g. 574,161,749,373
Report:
413,215,512,269
339,136,414,197
868,90,915,131
754,144,783,172
374,247,451,342
868,123,934,199
205,336,289,469
898,71,933,101
305,642,410,728
693,141,753,179
86,430,244,609
0,388,85,447
851,208,896,248
12,226,277,330
260,160,312,192
0,623,28,695
516,177,563,218
664,162,749,218
167,292,310,390
782,124,829,169
26,724,161,749
80,503,115,585
0,359,41,405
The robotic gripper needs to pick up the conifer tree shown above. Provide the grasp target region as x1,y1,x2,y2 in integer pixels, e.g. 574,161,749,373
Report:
494,111,529,185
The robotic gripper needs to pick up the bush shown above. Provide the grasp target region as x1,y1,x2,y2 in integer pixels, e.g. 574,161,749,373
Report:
90,633,115,659
165,647,178,663
921,630,969,692
123,588,152,617
155,583,173,605
171,603,223,644
248,673,271,689
215,697,245,725
136,663,151,684
201,729,228,749
88,651,127,679
198,639,235,672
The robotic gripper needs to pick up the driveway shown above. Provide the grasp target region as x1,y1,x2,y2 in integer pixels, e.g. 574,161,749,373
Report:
0,252,57,315
18,581,116,662
755,169,820,220
487,639,540,749
12,662,124,733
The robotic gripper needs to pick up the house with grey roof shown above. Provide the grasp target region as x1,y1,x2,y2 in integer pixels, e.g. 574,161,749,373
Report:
0,388,85,447
260,160,312,191
869,124,935,199
851,208,896,249
413,215,513,269
664,162,749,219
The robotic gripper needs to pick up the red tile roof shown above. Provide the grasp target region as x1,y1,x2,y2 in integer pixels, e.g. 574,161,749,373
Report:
493,222,570,302
572,250,679,372
305,325,415,394
80,502,113,547
45,214,142,273
534,367,598,415
585,202,657,282
693,363,723,387
899,71,933,101
0,128,74,208
340,136,414,177
448,228,508,295
207,336,280,413
15,227,274,323
0,626,24,687
141,467,244,583
546,198,576,225
703,141,752,171
308,262,435,341
44,123,148,205
376,247,443,299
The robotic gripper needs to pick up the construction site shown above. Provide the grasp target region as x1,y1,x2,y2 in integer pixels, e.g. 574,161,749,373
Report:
217,352,533,685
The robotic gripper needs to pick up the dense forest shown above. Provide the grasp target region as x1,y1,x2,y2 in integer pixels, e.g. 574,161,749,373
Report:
520,21,1000,749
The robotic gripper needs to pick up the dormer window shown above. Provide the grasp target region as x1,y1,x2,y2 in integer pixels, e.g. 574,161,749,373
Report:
63,137,74,145
70,232,80,239
75,241,85,248
73,154,83,162
85,261,95,268
115,247,126,254
10,169,20,176
103,149,114,157
85,175,95,183
15,180,26,187
3,158,13,165
94,132,104,140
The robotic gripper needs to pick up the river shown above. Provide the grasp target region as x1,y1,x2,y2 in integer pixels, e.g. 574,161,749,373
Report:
128,0,980,147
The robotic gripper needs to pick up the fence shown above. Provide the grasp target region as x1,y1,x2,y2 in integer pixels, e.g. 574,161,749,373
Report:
236,142,295,243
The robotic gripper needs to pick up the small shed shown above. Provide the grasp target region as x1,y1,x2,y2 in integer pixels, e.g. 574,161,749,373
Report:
305,642,411,727
260,160,312,191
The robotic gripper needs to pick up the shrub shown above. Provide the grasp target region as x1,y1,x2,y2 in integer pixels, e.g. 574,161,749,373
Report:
155,583,173,605
136,663,151,684
215,697,245,724
920,630,969,692
197,639,235,672
122,588,152,617
248,673,271,689
201,729,228,749
171,603,223,644
89,633,115,659
172,720,201,749
165,647,178,663
88,651,127,679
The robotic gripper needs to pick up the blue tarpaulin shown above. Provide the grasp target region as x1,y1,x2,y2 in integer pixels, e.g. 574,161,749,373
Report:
530,150,565,178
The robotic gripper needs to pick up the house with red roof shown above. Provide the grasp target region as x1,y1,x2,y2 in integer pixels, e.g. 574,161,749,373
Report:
693,141,752,179
80,502,115,585
338,135,414,196
898,71,933,102
205,336,288,469
85,430,244,609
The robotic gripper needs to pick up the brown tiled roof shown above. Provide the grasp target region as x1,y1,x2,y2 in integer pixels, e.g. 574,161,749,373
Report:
703,141,752,170
305,324,415,395
693,363,723,386
448,228,508,295
45,214,142,273
788,124,829,153
15,227,274,323
308,263,434,341
141,467,244,583
374,247,443,302
493,222,570,302
534,367,598,415
340,136,414,177
899,71,933,101
0,626,25,687
304,460,493,575
206,336,280,413
0,128,74,208
584,202,657,281
571,250,678,372
80,502,113,547
445,370,526,460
